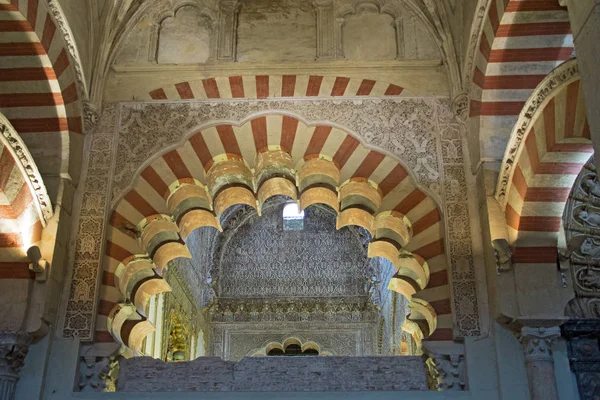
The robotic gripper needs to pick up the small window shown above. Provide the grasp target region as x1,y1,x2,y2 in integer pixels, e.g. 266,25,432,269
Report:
283,202,304,231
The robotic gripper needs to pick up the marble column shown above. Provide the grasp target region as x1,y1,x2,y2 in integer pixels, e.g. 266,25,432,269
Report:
560,0,600,171
519,326,560,400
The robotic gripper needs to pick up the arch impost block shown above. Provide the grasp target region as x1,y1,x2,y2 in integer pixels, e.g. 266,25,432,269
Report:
299,187,339,212
114,256,155,297
388,276,418,299
257,177,298,208
336,208,375,235
255,150,295,188
207,157,255,197
368,240,400,266
126,320,156,354
339,179,382,213
397,249,430,290
213,186,259,216
138,216,182,256
408,298,438,339
178,209,222,240
133,278,172,317
166,181,213,220
152,242,192,274
373,211,413,248
297,157,340,192
107,303,139,348
402,319,424,350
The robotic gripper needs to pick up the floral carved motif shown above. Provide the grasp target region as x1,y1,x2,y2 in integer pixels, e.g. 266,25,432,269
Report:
62,98,481,340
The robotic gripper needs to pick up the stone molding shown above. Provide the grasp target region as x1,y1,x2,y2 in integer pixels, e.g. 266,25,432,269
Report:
495,58,580,206
519,326,561,363
0,114,53,225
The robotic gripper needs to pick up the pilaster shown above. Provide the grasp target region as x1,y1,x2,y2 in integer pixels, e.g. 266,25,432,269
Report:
313,0,335,59
217,0,240,61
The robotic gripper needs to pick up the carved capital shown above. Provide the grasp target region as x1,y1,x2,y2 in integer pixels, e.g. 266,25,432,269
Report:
79,355,119,392
519,326,560,363
83,101,99,134
452,92,469,122
424,352,466,391
0,331,32,379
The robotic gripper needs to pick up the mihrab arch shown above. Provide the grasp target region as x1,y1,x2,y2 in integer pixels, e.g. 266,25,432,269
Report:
96,113,455,356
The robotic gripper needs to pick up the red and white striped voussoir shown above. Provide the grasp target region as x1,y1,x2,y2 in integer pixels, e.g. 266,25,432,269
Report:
147,75,409,101
469,0,574,158
0,1,83,194
95,114,454,342
504,77,591,262
0,140,43,279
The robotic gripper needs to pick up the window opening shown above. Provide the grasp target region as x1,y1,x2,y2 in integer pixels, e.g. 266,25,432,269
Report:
283,202,304,231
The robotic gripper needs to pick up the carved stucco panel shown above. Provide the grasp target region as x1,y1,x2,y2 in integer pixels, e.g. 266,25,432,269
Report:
62,98,481,339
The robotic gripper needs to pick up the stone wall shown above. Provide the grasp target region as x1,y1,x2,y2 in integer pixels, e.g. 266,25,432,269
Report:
118,356,428,392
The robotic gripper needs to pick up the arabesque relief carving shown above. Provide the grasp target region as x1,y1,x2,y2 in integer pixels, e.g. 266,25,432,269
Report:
62,97,480,340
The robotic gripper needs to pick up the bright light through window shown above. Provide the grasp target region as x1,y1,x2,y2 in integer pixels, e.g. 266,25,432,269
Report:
283,202,304,230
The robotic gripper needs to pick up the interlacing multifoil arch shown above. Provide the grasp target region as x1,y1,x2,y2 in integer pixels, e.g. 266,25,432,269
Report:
495,59,592,314
467,0,575,165
97,112,456,356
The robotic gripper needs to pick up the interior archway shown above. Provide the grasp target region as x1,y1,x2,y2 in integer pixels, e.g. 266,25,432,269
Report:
96,113,453,358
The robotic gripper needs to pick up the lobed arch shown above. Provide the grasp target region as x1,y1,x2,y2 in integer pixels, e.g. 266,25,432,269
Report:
495,59,592,316
467,0,575,167
249,337,333,357
96,113,455,354
0,0,86,191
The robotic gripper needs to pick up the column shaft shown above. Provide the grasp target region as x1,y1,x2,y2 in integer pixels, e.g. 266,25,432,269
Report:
519,326,560,400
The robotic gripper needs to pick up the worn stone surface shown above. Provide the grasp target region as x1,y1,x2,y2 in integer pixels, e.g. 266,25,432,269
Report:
118,356,428,392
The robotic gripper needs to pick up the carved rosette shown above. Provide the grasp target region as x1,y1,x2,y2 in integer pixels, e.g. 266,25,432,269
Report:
0,332,32,400
519,327,560,363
